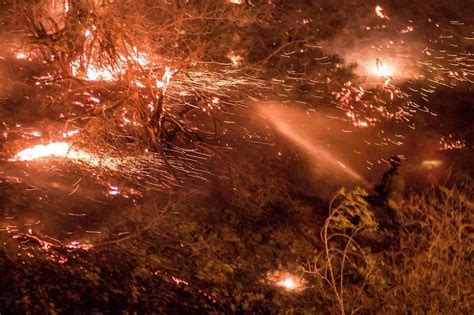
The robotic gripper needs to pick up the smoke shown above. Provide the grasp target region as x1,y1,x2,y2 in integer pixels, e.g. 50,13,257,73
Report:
256,102,369,190
320,1,473,85
255,101,463,196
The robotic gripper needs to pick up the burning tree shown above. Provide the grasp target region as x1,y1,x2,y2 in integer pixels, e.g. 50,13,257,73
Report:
2,0,269,190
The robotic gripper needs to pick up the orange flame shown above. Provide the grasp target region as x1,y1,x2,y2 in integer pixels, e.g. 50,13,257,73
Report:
11,142,119,170
267,270,305,291
375,5,390,20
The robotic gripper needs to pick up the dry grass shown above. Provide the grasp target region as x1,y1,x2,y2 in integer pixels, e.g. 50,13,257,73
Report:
308,175,473,314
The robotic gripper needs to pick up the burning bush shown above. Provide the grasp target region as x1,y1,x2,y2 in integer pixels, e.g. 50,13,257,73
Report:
1,0,270,191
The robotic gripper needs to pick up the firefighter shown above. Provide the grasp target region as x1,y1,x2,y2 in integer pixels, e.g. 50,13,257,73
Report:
375,156,406,225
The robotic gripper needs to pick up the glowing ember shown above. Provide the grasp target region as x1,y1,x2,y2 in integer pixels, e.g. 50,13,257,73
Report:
15,52,28,60
11,142,119,170
375,5,389,20
70,30,152,82
62,129,79,138
107,185,120,196
278,277,297,290
421,160,443,170
440,135,466,151
227,52,243,67
266,270,305,291
71,59,118,81
374,58,394,77
156,66,174,92
172,276,189,286
65,240,93,250
13,142,72,160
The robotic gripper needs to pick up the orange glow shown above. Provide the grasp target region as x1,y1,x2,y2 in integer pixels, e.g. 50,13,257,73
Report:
375,5,389,20
267,270,305,291
227,52,243,67
15,52,28,60
71,58,117,81
258,103,366,183
11,142,119,170
65,240,93,250
62,129,79,138
14,142,73,160
421,160,443,169
439,135,466,151
373,58,394,77
156,66,174,92
70,41,152,81
278,277,297,290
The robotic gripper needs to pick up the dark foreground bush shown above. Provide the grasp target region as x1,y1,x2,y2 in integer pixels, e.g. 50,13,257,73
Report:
308,175,473,314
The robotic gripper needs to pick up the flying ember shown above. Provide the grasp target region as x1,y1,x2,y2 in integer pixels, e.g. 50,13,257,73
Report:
374,58,394,77
0,0,472,312
375,5,389,20
278,277,298,290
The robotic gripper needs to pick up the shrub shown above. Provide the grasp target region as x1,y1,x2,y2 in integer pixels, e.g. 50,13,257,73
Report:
308,175,473,314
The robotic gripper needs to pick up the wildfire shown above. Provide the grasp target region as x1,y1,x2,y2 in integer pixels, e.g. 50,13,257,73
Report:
278,277,298,290
64,0,70,13
15,52,28,60
70,25,153,82
266,270,305,291
421,159,443,170
69,50,151,82
71,59,118,81
375,5,390,20
227,52,243,67
64,240,93,250
155,66,174,92
374,58,394,78
62,129,80,138
439,135,466,151
11,142,120,170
